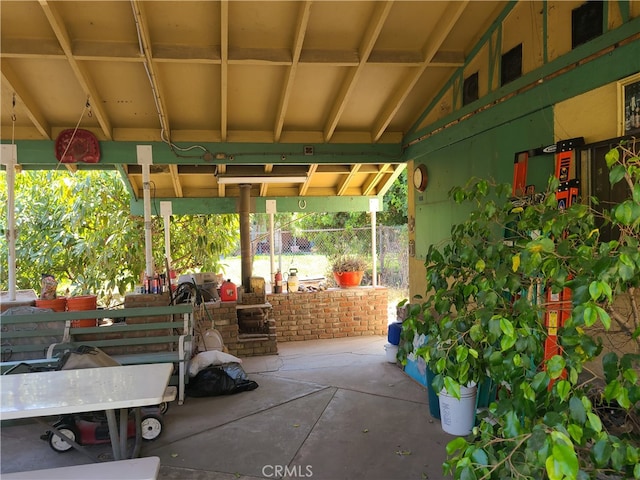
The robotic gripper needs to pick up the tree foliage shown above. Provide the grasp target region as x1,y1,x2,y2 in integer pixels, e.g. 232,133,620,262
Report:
1,170,238,304
401,139,640,479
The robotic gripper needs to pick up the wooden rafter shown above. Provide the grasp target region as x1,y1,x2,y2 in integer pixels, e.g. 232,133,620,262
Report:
130,0,171,138
38,0,113,140
323,1,393,142
220,0,229,142
371,1,469,142
274,1,312,142
1,62,50,139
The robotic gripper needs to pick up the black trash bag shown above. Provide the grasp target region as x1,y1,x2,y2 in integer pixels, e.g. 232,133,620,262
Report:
222,362,248,382
186,365,258,398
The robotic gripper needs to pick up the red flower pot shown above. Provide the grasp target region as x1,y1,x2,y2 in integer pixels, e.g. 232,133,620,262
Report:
333,270,364,288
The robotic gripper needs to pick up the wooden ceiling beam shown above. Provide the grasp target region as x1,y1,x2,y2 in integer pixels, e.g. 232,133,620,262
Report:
169,164,183,198
220,0,229,142
259,164,274,197
274,1,312,142
216,163,226,197
323,1,394,142
38,0,113,140
337,165,361,196
299,164,317,196
376,163,406,197
130,0,171,139
1,61,51,139
371,0,469,142
362,165,392,196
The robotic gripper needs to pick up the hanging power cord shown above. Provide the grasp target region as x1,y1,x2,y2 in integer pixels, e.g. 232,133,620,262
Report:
129,0,212,161
54,98,92,173
11,93,16,145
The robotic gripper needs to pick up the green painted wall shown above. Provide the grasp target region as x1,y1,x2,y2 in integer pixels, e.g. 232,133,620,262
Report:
406,14,640,260
412,108,555,258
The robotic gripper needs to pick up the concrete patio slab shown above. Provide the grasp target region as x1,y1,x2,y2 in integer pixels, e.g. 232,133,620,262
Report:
1,336,455,480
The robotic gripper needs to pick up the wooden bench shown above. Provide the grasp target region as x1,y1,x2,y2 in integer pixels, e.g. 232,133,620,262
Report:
0,304,194,405
2,456,160,480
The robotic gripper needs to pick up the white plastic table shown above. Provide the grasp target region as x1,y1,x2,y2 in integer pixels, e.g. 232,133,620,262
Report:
0,364,172,461
3,456,161,480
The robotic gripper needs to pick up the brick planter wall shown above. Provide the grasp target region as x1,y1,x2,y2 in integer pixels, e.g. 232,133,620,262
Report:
268,287,388,342
195,301,278,358
120,287,387,358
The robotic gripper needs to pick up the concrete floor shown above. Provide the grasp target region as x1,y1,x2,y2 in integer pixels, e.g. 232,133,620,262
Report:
1,336,454,480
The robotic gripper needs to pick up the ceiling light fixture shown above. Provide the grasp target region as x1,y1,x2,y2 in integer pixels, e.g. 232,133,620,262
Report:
216,175,308,185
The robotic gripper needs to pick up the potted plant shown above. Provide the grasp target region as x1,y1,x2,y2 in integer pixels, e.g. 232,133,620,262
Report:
402,138,640,479
330,254,369,288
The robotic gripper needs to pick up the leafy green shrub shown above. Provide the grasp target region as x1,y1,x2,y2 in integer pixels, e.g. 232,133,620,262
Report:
403,138,640,479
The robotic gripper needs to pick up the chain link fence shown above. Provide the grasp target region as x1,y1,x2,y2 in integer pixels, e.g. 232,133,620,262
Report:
249,223,408,291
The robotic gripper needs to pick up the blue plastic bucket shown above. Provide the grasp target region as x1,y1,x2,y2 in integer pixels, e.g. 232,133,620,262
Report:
387,321,402,345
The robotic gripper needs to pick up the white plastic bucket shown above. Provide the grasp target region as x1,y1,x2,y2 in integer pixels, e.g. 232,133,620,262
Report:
384,343,398,363
439,384,478,435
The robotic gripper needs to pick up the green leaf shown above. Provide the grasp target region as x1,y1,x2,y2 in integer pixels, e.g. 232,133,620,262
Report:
586,412,602,432
623,367,638,385
567,424,583,443
602,352,619,383
470,448,489,466
618,263,635,281
588,281,602,301
503,411,523,438
445,436,467,455
475,259,485,272
615,387,631,409
604,379,622,402
596,306,611,330
614,201,640,225
500,334,517,351
583,306,597,327
592,439,612,467
556,380,571,401
633,183,640,204
569,396,586,424
531,371,548,392
456,345,469,363
609,164,626,185
521,381,535,402
546,432,579,480
547,355,566,379
605,147,619,167
527,237,556,254
499,317,515,337
443,376,460,399
459,466,478,480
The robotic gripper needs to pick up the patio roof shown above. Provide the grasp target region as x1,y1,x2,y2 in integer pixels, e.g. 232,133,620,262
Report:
0,0,508,212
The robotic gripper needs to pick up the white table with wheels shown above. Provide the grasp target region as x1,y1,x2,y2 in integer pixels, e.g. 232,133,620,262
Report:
0,363,172,462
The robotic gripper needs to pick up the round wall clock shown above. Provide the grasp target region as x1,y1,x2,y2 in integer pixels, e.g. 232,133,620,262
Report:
413,164,428,192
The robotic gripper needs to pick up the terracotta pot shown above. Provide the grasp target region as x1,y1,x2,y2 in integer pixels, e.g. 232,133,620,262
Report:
333,270,364,288
35,297,67,312
66,295,98,328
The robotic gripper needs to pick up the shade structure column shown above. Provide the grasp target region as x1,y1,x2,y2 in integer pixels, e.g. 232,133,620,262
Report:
137,146,154,277
160,201,173,276
1,145,17,300
239,183,252,290
370,198,379,287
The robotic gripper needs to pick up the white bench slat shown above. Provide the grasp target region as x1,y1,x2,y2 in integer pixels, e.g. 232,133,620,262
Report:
2,456,160,480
